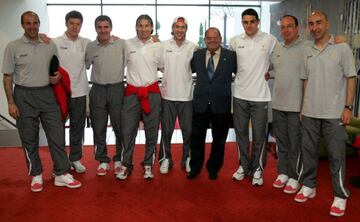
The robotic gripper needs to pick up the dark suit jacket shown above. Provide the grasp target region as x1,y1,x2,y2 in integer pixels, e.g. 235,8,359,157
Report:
191,47,237,114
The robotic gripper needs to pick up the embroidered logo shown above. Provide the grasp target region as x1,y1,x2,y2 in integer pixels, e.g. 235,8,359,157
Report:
19,54,28,57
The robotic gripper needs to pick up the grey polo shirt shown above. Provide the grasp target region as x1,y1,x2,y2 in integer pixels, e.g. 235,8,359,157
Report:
2,35,57,87
85,38,125,85
270,38,311,112
301,37,356,119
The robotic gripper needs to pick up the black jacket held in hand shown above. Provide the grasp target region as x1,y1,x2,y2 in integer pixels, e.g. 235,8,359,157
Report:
49,55,59,76
191,47,237,114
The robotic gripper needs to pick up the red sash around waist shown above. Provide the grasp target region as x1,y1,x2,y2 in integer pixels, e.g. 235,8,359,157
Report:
125,82,160,114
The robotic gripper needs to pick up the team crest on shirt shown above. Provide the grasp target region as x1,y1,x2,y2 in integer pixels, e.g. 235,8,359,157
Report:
60,46,68,50
129,50,136,54
166,50,173,53
238,46,245,48
19,54,28,57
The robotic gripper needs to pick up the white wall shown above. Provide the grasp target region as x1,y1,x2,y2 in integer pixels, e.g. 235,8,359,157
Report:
0,0,49,129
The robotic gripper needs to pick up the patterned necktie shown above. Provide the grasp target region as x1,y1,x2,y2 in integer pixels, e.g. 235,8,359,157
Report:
207,52,215,80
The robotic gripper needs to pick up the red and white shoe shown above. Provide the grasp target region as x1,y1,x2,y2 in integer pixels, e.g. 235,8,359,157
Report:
54,173,82,189
294,185,316,202
97,162,110,176
70,160,86,174
114,161,121,175
144,166,154,179
232,165,245,181
330,196,347,217
273,174,288,188
283,178,300,194
31,174,43,192
116,166,130,180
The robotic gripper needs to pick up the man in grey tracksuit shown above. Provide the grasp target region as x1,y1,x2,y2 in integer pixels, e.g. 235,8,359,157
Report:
85,15,125,176
295,11,356,218
2,11,82,192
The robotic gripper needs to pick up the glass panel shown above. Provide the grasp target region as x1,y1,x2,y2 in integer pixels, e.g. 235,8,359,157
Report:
211,0,261,6
157,0,209,5
260,2,279,34
47,0,101,4
47,6,101,40
103,6,155,40
210,6,261,47
103,0,155,4
157,6,209,48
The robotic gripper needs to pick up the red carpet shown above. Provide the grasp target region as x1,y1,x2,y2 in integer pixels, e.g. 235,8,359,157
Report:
0,143,359,222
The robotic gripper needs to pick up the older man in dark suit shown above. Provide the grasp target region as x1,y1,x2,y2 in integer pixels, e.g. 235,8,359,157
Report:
188,27,237,180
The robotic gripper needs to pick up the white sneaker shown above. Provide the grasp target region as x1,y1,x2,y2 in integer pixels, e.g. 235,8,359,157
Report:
31,174,43,192
294,185,316,202
232,165,245,181
283,178,300,194
71,161,86,174
97,162,110,176
144,166,154,179
273,174,288,188
330,196,347,217
160,159,170,174
114,161,122,175
185,157,191,173
116,166,130,180
252,168,264,186
54,173,82,189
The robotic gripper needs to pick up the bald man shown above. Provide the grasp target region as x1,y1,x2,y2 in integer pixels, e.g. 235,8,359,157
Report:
2,11,82,192
295,11,356,217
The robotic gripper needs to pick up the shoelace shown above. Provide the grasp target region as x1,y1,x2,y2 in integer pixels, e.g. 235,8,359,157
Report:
236,166,243,173
333,198,345,208
63,173,74,181
287,179,297,187
99,163,108,170
33,176,42,184
254,169,262,178
119,167,127,174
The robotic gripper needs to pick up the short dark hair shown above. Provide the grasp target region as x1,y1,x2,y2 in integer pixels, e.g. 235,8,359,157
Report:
242,8,259,21
135,14,154,34
205,27,222,39
65,10,83,24
136,14,153,27
94,15,112,28
21,11,40,25
281,15,298,26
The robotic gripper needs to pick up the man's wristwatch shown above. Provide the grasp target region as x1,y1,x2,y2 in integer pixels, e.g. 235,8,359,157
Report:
345,105,353,111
